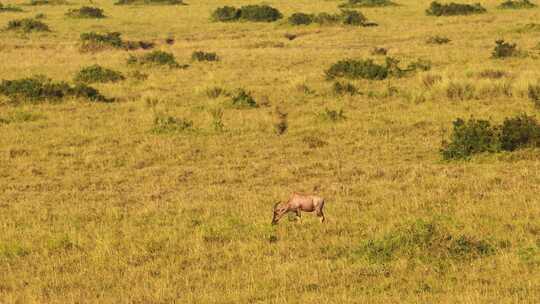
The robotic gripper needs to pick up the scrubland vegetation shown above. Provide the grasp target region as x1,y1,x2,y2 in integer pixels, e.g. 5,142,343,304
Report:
1,0,540,303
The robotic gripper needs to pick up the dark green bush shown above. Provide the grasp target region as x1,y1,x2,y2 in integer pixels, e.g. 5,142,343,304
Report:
239,5,282,22
0,75,107,102
192,51,219,62
79,32,153,52
426,1,487,16
498,0,536,9
326,59,388,80
426,35,451,44
288,13,314,25
492,40,519,58
74,65,124,84
0,3,23,12
500,115,540,151
441,118,500,159
289,10,369,26
151,114,193,134
127,51,186,68
333,81,359,96
29,0,68,5
115,0,184,5
231,89,258,108
6,18,50,32
528,84,540,107
66,6,105,18
340,0,397,7
212,6,241,22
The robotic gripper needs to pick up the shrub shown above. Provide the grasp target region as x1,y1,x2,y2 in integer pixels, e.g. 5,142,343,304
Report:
426,1,487,16
528,84,540,107
6,18,50,32
29,0,68,5
231,89,258,108
212,6,241,22
0,3,23,12
492,40,519,58
333,81,359,96
127,51,185,68
498,0,536,9
35,13,45,19
192,51,219,62
0,75,107,102
66,6,105,18
206,86,226,99
209,108,224,131
340,0,397,8
80,32,123,52
499,115,540,151
74,65,124,83
326,59,388,80
115,0,184,5
151,114,193,134
426,35,451,44
441,118,500,159
239,5,282,22
288,13,314,25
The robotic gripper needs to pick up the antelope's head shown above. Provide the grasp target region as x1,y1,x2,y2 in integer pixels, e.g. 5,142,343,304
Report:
271,202,287,225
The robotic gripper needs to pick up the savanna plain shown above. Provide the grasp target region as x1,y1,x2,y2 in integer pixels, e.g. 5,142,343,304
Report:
1,0,540,302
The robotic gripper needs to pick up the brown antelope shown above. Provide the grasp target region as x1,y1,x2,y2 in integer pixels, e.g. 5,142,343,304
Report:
271,193,326,225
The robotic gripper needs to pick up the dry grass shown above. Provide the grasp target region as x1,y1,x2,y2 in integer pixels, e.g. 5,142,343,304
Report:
1,0,540,303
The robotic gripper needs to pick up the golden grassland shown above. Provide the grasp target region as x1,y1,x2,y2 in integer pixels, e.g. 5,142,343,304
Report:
1,0,540,302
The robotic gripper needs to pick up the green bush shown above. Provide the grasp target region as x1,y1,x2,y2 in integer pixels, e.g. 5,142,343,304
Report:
426,35,451,44
192,51,219,62
212,6,241,22
289,10,369,26
333,81,359,96
498,0,536,9
115,0,184,5
0,75,108,103
441,118,500,159
66,6,105,18
492,40,519,58
239,5,282,22
231,89,258,108
74,65,124,84
212,5,282,22
528,84,540,107
29,0,68,5
128,51,186,68
441,115,540,159
151,114,193,134
500,115,540,151
6,18,50,32
340,0,397,8
79,32,154,52
426,1,487,16
326,59,388,80
0,3,23,12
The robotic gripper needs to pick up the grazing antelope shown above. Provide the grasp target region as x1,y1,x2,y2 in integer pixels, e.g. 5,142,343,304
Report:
271,193,326,225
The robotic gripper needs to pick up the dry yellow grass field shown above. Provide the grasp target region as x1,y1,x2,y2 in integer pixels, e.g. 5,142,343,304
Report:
1,0,540,302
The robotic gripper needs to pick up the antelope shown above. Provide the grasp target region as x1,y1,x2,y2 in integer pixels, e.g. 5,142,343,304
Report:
271,193,326,225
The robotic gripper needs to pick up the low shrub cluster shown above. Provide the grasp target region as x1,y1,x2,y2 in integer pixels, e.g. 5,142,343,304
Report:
498,0,536,9
6,18,49,32
288,10,369,26
528,84,540,108
79,32,154,52
151,114,193,134
0,75,108,103
66,6,105,18
212,5,282,22
441,115,540,159
127,51,186,68
333,81,359,96
339,0,397,8
492,40,519,58
0,3,23,12
74,65,125,84
326,57,430,81
231,89,258,108
426,1,487,16
192,51,219,62
357,219,495,264
29,0,68,5
115,0,184,5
